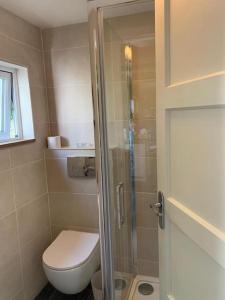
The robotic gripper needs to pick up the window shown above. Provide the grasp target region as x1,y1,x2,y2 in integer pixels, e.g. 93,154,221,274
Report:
0,61,34,145
0,67,22,142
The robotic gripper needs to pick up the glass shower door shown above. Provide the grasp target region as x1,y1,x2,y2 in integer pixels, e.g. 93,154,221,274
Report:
103,16,136,300
88,2,137,300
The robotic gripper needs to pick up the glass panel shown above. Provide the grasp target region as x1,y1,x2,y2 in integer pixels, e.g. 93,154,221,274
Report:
0,71,19,141
0,73,11,139
0,78,3,132
102,8,136,300
100,1,156,299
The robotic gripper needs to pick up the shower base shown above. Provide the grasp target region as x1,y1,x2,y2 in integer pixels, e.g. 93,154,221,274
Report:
128,276,159,300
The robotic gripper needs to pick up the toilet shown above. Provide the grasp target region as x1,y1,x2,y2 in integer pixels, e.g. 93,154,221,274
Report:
42,230,100,294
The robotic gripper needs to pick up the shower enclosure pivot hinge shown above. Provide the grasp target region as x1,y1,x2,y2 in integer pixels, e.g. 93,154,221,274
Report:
150,191,165,229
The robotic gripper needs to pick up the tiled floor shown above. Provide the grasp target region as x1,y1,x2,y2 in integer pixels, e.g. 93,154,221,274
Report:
35,283,94,300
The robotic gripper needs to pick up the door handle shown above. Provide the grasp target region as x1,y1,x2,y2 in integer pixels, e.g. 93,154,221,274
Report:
116,182,125,229
150,191,165,229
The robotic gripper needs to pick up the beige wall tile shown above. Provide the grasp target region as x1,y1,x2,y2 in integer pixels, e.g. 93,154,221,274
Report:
113,224,132,261
13,160,47,207
108,12,154,41
137,227,158,262
0,34,45,87
132,42,155,81
21,230,50,300
0,213,19,266
0,255,23,300
111,42,126,82
10,141,45,167
51,225,99,240
0,149,11,171
113,81,129,121
114,257,133,274
46,158,97,194
12,290,25,300
134,119,156,157
30,86,49,124
136,193,158,228
50,122,94,147
136,192,157,211
34,122,50,143
137,259,159,277
44,23,94,147
50,192,98,229
133,80,156,120
44,46,91,87
0,7,42,49
47,84,93,123
135,156,157,193
17,194,50,244
0,170,15,218
103,44,113,83
42,23,89,50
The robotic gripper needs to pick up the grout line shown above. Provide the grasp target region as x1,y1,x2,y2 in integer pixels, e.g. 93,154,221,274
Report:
46,82,92,89
0,192,49,222
40,29,51,136
137,258,159,264
48,191,97,196
135,191,157,196
51,223,99,233
0,208,16,221
0,30,42,52
43,44,89,53
132,78,156,83
29,83,47,89
39,27,55,243
17,192,49,210
10,289,24,300
9,150,26,299
0,157,45,175
43,148,53,241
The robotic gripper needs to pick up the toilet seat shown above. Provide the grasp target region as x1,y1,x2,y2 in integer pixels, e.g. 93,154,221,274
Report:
43,230,99,271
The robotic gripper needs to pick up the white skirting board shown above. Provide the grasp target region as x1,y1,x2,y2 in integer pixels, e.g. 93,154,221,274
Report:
128,275,159,300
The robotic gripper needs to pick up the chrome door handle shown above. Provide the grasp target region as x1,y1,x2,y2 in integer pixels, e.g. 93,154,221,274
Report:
116,182,125,229
150,191,165,229
150,202,163,215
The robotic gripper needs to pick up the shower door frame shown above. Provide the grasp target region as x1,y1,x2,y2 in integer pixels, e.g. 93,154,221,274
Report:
88,1,143,299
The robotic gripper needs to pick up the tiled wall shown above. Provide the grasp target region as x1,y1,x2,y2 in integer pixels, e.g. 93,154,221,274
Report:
42,22,99,240
42,24,94,147
0,7,51,300
45,149,98,238
133,38,158,276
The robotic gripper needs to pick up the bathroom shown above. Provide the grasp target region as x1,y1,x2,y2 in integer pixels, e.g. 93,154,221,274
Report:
0,0,224,300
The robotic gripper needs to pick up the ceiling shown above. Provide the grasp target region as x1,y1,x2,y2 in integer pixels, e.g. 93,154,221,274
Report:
0,0,154,29
0,0,88,28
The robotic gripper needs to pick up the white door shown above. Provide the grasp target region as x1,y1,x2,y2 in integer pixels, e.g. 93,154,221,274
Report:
155,1,225,300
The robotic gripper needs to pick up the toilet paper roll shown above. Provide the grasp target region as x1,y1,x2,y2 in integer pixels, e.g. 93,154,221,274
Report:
47,136,61,149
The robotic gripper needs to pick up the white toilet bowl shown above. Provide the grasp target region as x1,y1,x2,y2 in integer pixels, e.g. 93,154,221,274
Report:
42,230,100,294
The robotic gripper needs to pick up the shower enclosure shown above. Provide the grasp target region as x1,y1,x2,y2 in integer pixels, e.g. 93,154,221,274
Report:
88,0,155,299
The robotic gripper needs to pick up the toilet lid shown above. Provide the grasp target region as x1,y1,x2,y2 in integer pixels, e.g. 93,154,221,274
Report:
43,230,99,270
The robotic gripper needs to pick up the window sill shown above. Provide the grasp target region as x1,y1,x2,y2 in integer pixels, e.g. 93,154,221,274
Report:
0,138,36,147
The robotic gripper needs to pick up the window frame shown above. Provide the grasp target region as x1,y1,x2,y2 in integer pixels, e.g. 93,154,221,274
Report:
0,65,23,143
